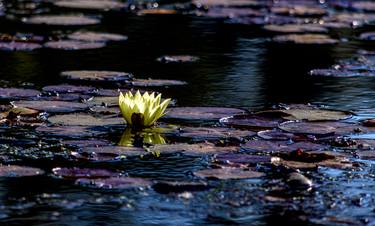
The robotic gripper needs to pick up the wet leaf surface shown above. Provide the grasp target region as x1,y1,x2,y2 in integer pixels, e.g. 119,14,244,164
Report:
273,34,339,44
0,88,40,99
48,113,124,126
241,140,326,153
13,100,88,113
220,114,283,130
53,0,126,11
194,167,264,180
179,126,255,140
0,165,44,177
24,15,100,26
61,70,132,82
156,55,199,63
263,24,328,34
150,143,239,156
44,40,106,50
73,146,146,161
67,31,128,42
165,107,246,121
36,125,105,138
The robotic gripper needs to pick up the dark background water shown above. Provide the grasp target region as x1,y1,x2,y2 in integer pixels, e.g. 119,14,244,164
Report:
0,2,375,226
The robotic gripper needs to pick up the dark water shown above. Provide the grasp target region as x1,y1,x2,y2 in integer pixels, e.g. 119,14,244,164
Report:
0,1,375,226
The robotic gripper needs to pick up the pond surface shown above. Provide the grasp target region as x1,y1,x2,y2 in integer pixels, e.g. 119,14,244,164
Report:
0,0,375,225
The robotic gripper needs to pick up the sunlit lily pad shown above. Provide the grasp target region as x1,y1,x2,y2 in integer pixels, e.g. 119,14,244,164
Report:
75,177,152,189
279,121,336,136
330,13,375,26
164,107,246,121
87,96,118,107
0,42,42,51
257,130,294,140
13,100,88,113
271,5,327,17
259,108,352,121
44,40,105,50
220,114,283,130
48,113,123,126
194,167,264,180
61,70,132,82
53,0,126,11
52,167,119,179
128,79,187,87
0,165,44,177
263,24,328,33
273,34,339,44
0,88,40,99
156,55,199,63
179,126,255,141
73,146,146,161
36,125,105,138
42,84,97,94
24,15,100,26
150,143,239,156
68,31,128,42
137,9,178,15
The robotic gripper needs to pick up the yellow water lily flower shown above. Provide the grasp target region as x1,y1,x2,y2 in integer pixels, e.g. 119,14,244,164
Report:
119,90,171,128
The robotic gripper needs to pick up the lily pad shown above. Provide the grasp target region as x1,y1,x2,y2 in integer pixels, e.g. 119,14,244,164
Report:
310,68,375,77
279,121,336,136
13,100,88,113
271,5,327,17
215,153,272,165
241,140,326,153
53,0,126,11
352,1,375,12
0,42,42,51
48,113,124,126
52,167,119,179
263,24,328,33
75,177,152,189
137,9,179,15
273,34,339,44
0,165,44,177
44,40,105,50
68,31,128,42
273,155,354,170
0,88,40,99
192,0,261,8
36,125,105,138
220,114,283,130
362,119,375,127
42,84,97,94
194,167,264,180
1,107,40,117
61,70,132,82
24,15,100,26
156,55,199,63
257,130,294,140
87,96,118,107
128,79,187,87
73,146,146,161
260,108,352,121
164,107,246,121
179,127,255,140
150,143,239,156
201,7,262,19
359,32,375,41
62,139,111,148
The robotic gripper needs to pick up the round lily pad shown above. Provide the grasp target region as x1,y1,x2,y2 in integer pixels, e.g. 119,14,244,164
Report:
48,113,124,126
362,119,375,127
263,24,328,33
74,146,146,161
241,140,326,153
128,79,187,87
0,88,40,99
68,31,128,42
61,70,132,82
220,114,283,130
271,5,327,17
164,107,246,121
36,125,105,138
0,165,44,177
137,9,179,15
278,121,336,136
273,34,339,44
41,93,91,102
62,139,111,148
13,100,88,113
194,167,264,180
52,167,119,179
24,15,100,26
75,177,152,189
179,127,255,140
42,84,97,94
260,108,352,121
44,40,105,50
156,55,199,63
150,143,239,156
0,42,42,51
87,96,118,107
89,106,119,115
53,0,126,11
215,153,272,165
257,130,294,140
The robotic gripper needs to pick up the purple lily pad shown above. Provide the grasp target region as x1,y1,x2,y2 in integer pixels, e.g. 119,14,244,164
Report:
310,69,375,77
0,88,40,99
42,84,97,94
52,167,119,179
359,32,375,41
273,34,339,44
271,5,327,17
73,146,146,161
259,108,352,121
68,31,128,42
192,0,262,8
36,125,105,138
194,167,264,180
44,40,105,50
128,79,187,87
241,140,326,153
164,107,246,121
200,7,262,19
40,93,91,102
0,165,44,177
215,153,272,165
24,15,100,26
53,0,126,11
61,70,132,82
75,177,152,189
48,113,124,126
0,42,42,51
179,126,255,140
351,1,375,12
220,114,284,130
62,139,111,148
137,9,179,15
150,143,239,156
263,24,328,33
257,130,295,140
156,55,199,63
279,121,336,136
12,100,88,113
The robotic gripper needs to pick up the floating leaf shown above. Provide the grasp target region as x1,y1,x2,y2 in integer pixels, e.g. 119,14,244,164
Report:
0,165,44,177
53,167,119,179
13,100,88,113
54,0,126,11
165,107,246,121
61,70,132,82
24,15,100,26
194,167,264,180
0,88,40,99
48,113,123,126
44,41,105,50
75,177,152,189
273,34,338,44
128,79,187,87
